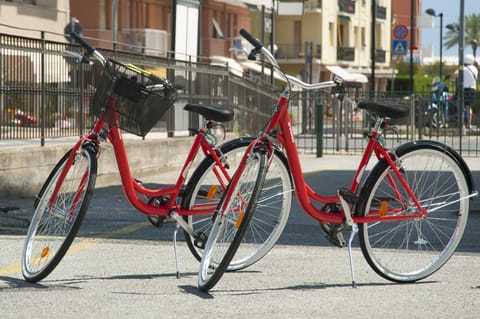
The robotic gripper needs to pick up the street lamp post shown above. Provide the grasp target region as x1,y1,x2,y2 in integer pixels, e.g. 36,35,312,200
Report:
425,8,443,80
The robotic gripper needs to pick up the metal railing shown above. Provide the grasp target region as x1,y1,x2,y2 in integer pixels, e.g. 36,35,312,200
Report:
0,33,277,144
288,89,480,157
2,33,480,157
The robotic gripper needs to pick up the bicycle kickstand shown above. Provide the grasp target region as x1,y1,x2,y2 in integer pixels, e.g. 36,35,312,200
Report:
347,224,359,288
338,188,359,288
173,224,181,279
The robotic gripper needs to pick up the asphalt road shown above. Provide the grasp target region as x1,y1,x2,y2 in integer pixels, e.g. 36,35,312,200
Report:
1,158,480,318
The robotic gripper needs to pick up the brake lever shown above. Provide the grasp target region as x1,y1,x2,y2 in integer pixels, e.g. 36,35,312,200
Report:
63,51,92,64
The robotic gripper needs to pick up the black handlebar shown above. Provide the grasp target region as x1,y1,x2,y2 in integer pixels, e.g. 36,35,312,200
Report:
239,29,263,51
70,32,96,55
239,29,264,61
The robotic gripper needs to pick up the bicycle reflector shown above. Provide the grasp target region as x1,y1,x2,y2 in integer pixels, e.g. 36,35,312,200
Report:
379,200,388,217
207,185,218,200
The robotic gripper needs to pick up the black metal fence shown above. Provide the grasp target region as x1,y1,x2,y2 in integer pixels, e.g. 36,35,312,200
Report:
0,33,277,144
289,88,480,157
1,33,480,157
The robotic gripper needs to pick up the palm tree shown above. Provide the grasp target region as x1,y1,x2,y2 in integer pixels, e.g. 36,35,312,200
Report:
444,13,480,57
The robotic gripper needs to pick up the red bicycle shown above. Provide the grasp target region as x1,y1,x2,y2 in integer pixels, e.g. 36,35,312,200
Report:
21,33,293,282
197,29,478,291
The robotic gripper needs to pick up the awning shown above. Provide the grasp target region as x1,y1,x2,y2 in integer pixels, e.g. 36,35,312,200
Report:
326,66,368,83
212,18,224,39
209,56,244,77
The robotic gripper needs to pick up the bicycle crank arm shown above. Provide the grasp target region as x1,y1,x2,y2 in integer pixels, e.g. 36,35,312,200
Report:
168,211,207,249
337,187,359,226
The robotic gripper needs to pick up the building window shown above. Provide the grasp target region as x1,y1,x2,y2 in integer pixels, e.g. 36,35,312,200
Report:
329,22,334,47
361,27,366,47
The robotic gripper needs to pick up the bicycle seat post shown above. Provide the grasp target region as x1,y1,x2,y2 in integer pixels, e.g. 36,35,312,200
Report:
372,116,387,133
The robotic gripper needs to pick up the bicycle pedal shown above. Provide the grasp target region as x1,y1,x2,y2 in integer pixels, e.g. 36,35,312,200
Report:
320,222,346,248
147,215,166,228
338,187,360,205
194,232,208,249
325,232,346,248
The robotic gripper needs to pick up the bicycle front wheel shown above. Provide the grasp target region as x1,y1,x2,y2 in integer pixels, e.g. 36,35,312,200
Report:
198,149,268,291
22,147,97,282
183,138,292,270
357,143,471,283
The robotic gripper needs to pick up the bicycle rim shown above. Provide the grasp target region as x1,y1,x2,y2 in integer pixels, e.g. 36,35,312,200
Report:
358,146,469,282
22,148,96,282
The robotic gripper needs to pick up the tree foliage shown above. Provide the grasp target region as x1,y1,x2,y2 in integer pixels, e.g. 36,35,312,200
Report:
444,13,480,55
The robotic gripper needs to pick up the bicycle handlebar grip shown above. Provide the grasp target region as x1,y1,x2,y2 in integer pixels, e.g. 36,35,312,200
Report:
70,32,96,55
239,29,263,51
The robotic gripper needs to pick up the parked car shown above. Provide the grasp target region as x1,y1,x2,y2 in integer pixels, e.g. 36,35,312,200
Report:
6,108,38,127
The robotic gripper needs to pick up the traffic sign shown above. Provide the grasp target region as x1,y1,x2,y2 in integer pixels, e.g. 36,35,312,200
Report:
393,24,408,40
392,40,407,55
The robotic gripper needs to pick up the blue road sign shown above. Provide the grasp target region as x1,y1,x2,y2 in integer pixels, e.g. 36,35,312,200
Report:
392,40,407,55
393,24,408,40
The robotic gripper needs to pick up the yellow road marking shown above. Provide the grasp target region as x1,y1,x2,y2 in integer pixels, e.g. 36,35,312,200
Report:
0,222,150,276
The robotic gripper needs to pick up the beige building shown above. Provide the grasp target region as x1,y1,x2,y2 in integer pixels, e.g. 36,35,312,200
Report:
0,0,70,42
275,0,393,90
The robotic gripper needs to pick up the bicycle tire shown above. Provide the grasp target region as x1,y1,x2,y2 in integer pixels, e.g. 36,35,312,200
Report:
356,142,470,283
22,147,97,282
182,138,292,271
198,149,268,291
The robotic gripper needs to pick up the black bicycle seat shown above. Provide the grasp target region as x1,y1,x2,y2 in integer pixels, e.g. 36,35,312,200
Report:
184,104,234,122
357,100,409,119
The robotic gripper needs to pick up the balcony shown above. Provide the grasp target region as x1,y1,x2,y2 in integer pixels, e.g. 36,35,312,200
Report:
276,43,322,60
338,0,355,14
375,49,386,63
304,0,322,11
376,5,387,20
337,47,355,61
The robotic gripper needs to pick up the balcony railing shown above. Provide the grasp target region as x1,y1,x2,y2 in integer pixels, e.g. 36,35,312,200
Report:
337,46,355,61
276,43,322,60
376,5,387,20
375,49,386,63
304,0,322,10
338,0,355,14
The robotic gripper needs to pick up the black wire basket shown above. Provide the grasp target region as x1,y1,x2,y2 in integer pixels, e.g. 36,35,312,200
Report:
90,59,177,137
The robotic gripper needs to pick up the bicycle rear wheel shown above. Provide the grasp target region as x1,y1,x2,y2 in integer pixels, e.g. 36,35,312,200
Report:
22,147,97,282
183,138,292,270
198,149,267,291
357,143,470,283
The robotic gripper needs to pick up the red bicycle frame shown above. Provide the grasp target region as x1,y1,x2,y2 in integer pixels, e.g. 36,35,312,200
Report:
49,111,233,221
232,91,427,226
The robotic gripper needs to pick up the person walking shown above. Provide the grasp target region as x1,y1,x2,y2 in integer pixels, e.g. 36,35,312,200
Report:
455,54,478,128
